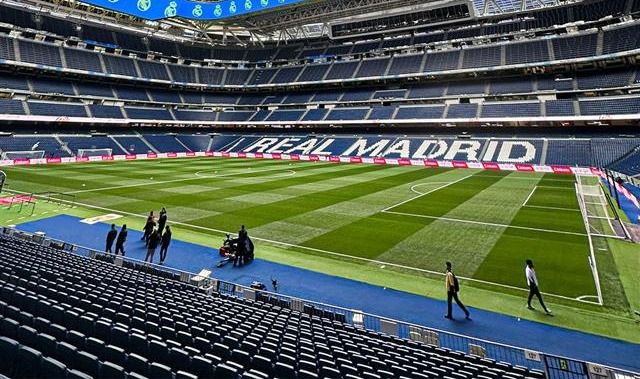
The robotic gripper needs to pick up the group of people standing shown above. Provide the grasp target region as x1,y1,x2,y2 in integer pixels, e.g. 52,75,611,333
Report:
444,259,551,320
142,207,172,265
104,207,172,265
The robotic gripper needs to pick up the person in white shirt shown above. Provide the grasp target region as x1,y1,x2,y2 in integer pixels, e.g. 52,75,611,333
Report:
526,259,551,315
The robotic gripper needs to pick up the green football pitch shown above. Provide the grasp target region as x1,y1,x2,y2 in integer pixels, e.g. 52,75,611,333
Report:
1,157,596,297
2,157,640,343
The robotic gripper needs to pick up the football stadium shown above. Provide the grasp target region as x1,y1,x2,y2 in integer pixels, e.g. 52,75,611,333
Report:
0,0,640,377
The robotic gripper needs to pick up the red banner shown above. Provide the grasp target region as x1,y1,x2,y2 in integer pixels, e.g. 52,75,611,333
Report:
452,161,468,168
46,157,61,164
424,160,439,167
329,156,341,163
398,158,412,166
272,153,282,160
186,151,196,157
125,154,137,160
205,151,214,157
551,165,572,174
482,162,500,170
101,155,114,161
515,164,534,172
290,154,300,161
167,152,177,158
374,157,387,164
222,152,230,158
75,156,89,162
350,156,362,163
13,158,30,165
309,155,320,161
147,152,158,158
238,152,247,158
255,153,264,159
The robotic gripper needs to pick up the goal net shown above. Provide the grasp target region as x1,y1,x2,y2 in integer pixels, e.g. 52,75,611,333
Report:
1,150,45,160
77,148,112,157
575,175,620,238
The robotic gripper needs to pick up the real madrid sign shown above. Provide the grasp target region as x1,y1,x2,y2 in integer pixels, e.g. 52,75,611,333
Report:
79,0,303,20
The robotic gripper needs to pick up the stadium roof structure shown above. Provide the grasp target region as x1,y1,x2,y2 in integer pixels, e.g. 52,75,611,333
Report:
3,0,565,44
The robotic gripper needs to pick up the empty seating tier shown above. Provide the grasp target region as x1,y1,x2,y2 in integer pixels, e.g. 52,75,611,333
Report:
0,233,546,379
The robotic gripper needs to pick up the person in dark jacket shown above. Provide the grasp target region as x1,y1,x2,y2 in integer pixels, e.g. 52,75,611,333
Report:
105,224,117,253
142,217,156,246
158,207,168,235
145,229,160,263
159,225,172,265
234,225,248,267
114,225,128,256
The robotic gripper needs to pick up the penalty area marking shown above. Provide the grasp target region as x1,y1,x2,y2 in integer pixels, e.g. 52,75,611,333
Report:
4,188,600,306
524,205,580,212
522,185,579,211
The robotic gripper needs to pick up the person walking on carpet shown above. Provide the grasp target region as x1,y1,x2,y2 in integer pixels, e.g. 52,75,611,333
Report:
444,261,471,320
526,259,552,315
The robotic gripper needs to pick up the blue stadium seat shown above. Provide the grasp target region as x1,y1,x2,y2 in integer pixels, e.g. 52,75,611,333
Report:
14,345,42,379
149,340,170,365
169,347,191,372
176,370,199,379
0,336,19,376
99,361,126,379
75,351,101,378
149,362,173,379
35,333,57,358
66,330,86,350
103,344,126,366
190,355,215,377
17,325,38,346
125,353,149,376
215,363,240,379
66,369,93,379
40,357,67,379
85,337,106,359
0,317,20,340
55,341,77,364
274,362,296,378
129,333,148,355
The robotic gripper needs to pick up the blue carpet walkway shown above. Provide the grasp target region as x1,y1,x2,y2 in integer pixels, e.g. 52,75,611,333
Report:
16,215,640,372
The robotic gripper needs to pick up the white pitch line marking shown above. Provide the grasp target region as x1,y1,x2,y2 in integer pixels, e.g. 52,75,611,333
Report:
383,174,474,212
536,185,576,190
523,205,580,212
522,185,537,206
194,168,296,179
410,182,462,195
65,167,297,194
382,210,587,236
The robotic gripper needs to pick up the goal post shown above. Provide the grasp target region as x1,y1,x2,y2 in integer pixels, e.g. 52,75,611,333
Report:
77,148,113,157
0,170,5,193
573,174,630,306
575,175,621,238
1,150,45,160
